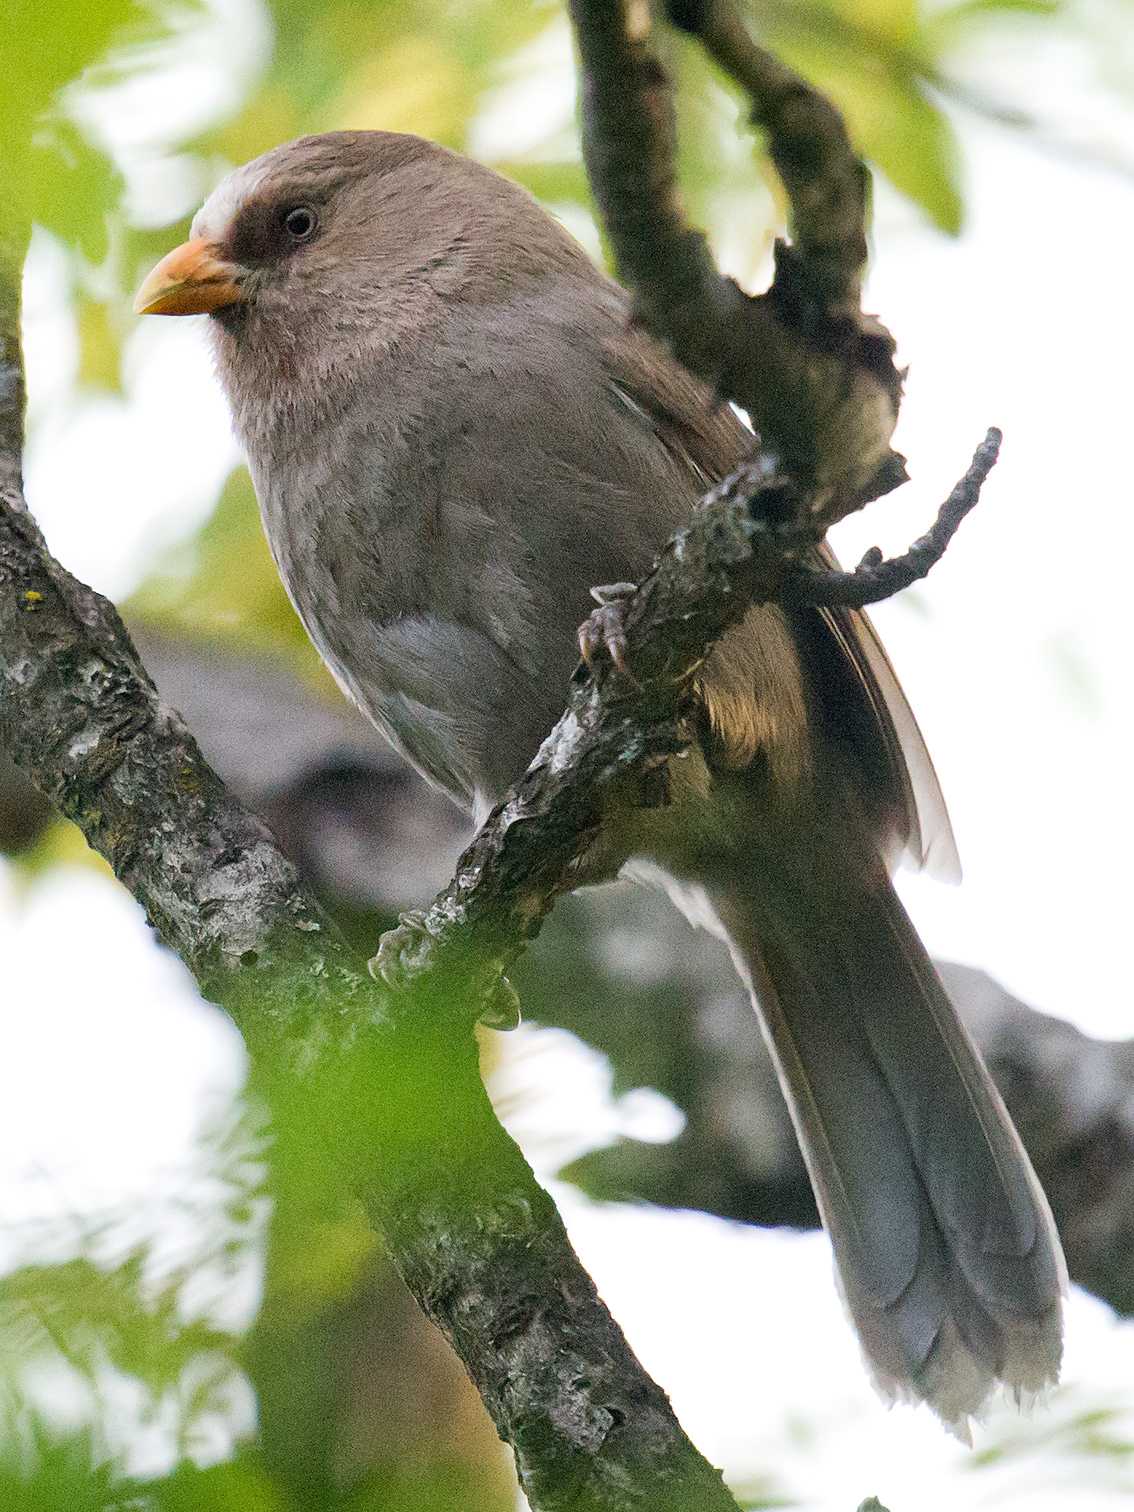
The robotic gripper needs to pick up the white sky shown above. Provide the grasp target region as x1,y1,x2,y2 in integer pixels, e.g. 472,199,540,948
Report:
5,3,1134,1504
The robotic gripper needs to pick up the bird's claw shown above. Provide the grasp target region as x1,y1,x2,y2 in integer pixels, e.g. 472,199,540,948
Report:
479,975,522,1031
369,910,434,987
577,581,638,680
370,912,521,1030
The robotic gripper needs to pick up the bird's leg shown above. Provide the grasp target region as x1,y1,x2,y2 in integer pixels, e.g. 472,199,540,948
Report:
577,581,638,678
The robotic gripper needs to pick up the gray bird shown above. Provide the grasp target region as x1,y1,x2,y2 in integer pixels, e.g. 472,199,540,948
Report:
136,130,1065,1436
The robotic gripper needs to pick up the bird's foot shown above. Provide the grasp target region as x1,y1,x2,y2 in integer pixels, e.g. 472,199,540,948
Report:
577,581,639,680
478,975,522,1031
369,910,433,987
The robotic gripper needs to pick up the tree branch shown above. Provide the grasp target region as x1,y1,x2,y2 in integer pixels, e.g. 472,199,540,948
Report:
374,432,999,1016
0,239,25,509
567,0,908,522
371,455,803,995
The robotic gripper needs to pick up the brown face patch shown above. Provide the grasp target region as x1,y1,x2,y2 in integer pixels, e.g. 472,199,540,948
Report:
226,192,322,267
217,132,443,270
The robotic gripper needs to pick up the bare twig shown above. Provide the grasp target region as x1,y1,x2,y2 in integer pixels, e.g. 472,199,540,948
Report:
785,428,1002,607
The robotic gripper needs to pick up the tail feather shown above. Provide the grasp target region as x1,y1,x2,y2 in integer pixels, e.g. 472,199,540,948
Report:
713,862,1065,1436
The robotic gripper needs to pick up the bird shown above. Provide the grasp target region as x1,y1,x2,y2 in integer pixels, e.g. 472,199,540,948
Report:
135,130,1066,1436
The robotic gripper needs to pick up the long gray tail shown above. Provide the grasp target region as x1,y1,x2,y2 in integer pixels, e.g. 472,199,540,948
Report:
712,857,1066,1437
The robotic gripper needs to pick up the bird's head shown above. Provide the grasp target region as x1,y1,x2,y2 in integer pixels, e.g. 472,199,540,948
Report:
134,131,467,325
134,130,586,338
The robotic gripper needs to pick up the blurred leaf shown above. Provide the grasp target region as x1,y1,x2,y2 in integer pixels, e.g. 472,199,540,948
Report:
728,1485,797,1511
0,1257,253,1503
0,1438,282,1511
0,1428,118,1512
748,0,964,232
969,1398,1134,1470
329,34,472,142
821,0,917,47
3,0,136,163
9,814,117,883
134,1454,283,1510
0,1254,233,1392
828,56,963,233
75,295,123,393
208,0,557,163
262,1211,377,1321
3,0,144,104
931,0,1062,27
4,1,201,257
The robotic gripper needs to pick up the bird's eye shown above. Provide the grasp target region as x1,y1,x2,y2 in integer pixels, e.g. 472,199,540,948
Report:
283,206,317,242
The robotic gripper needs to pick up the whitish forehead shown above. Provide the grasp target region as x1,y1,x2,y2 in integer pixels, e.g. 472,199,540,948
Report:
191,158,272,241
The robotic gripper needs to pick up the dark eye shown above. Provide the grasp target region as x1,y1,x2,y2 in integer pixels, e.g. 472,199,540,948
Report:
283,206,317,241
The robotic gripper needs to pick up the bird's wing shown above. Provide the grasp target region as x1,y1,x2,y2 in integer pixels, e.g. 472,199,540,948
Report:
604,324,959,882
602,326,754,485
806,541,961,882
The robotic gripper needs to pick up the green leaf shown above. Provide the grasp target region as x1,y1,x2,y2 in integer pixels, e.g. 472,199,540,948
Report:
0,1443,283,1511
137,1455,283,1511
923,0,1063,55
0,1253,233,1392
2,0,140,117
934,0,1062,22
747,3,965,232
75,294,124,393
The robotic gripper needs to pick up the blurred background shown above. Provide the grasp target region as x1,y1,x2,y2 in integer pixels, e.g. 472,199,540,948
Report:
4,0,1134,1507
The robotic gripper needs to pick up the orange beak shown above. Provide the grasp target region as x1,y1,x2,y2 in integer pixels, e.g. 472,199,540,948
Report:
133,237,242,316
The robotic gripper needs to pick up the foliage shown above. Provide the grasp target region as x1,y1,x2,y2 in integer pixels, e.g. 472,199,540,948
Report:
4,0,153,263
0,1102,265,1501
0,1437,282,1512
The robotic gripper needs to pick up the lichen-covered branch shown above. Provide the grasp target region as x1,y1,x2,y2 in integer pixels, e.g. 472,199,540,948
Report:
567,0,908,522
0,256,741,1511
0,239,28,510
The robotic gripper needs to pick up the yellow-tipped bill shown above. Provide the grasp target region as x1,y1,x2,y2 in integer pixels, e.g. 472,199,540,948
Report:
134,237,241,316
